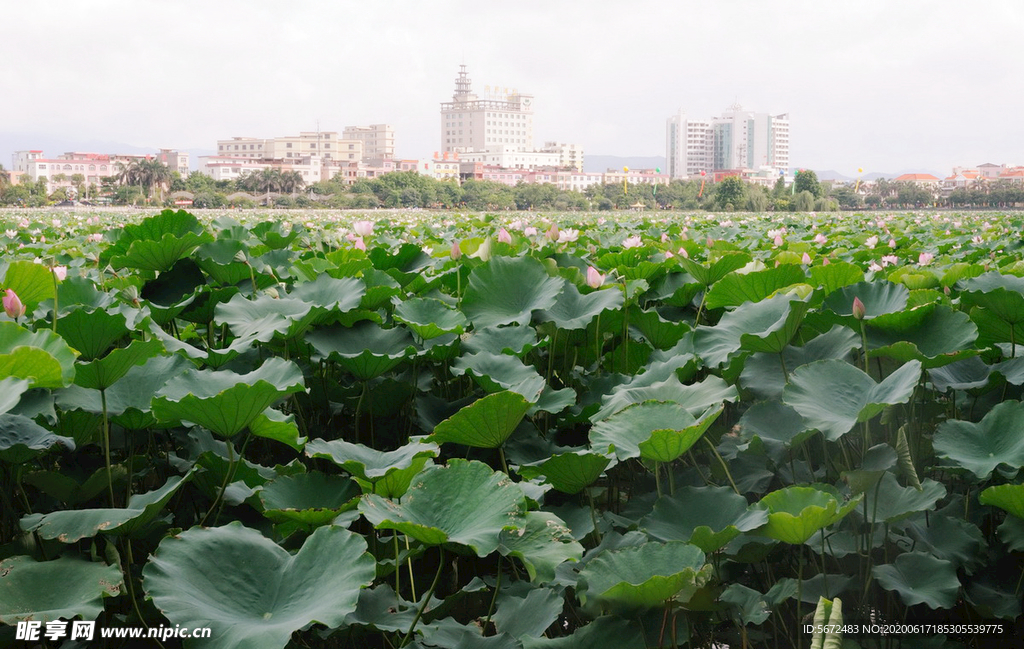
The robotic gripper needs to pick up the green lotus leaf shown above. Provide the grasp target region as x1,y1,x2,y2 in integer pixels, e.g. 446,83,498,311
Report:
960,272,1024,324
55,305,140,361
628,309,691,350
980,483,1024,519
592,375,736,422
0,555,123,624
641,486,769,553
969,305,1024,349
462,255,564,328
705,264,807,309
288,273,366,312
740,325,860,400
899,512,986,572
143,522,375,649
73,338,164,390
0,413,75,463
678,252,752,287
517,450,611,494
867,305,977,368
56,354,191,419
493,586,563,639
452,351,546,400
520,616,646,649
757,486,862,544
809,261,865,296
305,436,438,481
638,404,723,463
2,260,57,312
307,321,417,380
823,280,909,319
194,238,253,286
21,472,192,542
498,511,584,583
578,542,712,608
720,583,771,626
537,280,624,331
462,325,542,357
101,209,207,260
862,472,947,524
966,577,1022,620
430,391,532,449
152,357,306,438
393,297,467,340
252,220,303,250
358,459,526,556
737,400,812,461
0,321,78,388
928,356,992,392
114,231,214,273
933,401,1024,480
215,293,313,342
782,359,921,441
259,472,361,526
871,552,960,609
248,407,306,451
694,293,810,367
0,377,29,416
590,401,720,461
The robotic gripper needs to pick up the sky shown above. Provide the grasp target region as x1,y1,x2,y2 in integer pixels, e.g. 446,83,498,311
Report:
1,1,1021,177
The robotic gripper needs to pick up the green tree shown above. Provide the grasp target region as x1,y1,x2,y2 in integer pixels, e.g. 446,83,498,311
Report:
794,170,823,198
713,176,747,210
794,189,815,211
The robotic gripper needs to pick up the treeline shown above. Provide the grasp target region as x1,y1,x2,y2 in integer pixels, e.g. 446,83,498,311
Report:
2,165,1021,210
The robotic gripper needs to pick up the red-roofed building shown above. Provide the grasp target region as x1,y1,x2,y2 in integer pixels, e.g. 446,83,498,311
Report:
893,173,941,188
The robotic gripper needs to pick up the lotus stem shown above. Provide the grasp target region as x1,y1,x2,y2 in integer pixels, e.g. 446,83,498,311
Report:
483,557,502,634
586,488,602,544
401,547,445,647
779,351,790,384
101,388,115,507
406,535,417,601
654,462,662,497
704,437,740,495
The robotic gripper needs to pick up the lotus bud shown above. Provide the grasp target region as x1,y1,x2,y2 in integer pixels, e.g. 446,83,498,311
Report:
660,233,669,243
822,257,830,265
353,236,366,251
476,237,492,261
264,286,280,299
498,227,512,244
773,234,784,247
546,224,559,241
450,240,462,260
586,266,605,289
679,247,689,259
3,289,25,319
852,296,866,320
918,252,934,266
523,226,538,237
889,238,897,248
801,252,811,265
52,265,67,281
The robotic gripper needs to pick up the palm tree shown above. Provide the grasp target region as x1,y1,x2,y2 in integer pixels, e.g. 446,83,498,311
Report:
280,170,305,194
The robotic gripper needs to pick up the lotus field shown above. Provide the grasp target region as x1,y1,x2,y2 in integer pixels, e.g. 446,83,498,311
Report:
2,207,1024,649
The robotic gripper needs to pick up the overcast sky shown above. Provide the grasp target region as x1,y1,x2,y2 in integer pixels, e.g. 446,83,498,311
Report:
2,1,1021,176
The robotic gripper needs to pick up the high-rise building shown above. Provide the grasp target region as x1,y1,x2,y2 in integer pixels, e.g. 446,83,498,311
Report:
666,105,789,178
666,111,713,179
440,64,535,155
343,124,395,160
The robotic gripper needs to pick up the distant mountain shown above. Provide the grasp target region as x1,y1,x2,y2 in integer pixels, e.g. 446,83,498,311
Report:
813,168,946,182
585,155,666,174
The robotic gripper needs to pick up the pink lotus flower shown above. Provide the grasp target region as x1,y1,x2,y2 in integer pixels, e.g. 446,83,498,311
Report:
679,247,689,259
660,233,669,243
623,235,642,249
881,255,898,267
546,224,559,241
889,238,897,248
353,220,374,237
586,266,605,288
866,236,879,248
353,237,366,251
822,257,830,265
801,253,812,265
868,261,883,272
918,252,934,266
558,228,579,243
814,233,827,245
852,296,866,320
52,266,67,281
3,289,25,319
523,226,538,237
450,241,462,260
498,228,512,244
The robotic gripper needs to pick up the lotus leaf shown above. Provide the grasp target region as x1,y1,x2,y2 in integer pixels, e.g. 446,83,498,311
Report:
823,280,909,319
430,391,532,449
537,280,624,331
307,321,417,380
462,255,564,328
0,556,122,624
694,293,810,367
783,359,922,441
705,264,807,309
871,552,959,609
641,486,769,553
143,522,375,649
259,472,361,526
359,460,526,556
0,321,78,388
577,542,711,608
757,486,861,544
394,297,467,338
517,450,611,494
980,483,1024,519
933,400,1024,480
0,414,75,463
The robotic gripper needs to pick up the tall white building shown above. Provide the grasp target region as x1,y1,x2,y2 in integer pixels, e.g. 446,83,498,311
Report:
441,65,535,155
666,111,713,179
666,105,789,178
216,132,363,163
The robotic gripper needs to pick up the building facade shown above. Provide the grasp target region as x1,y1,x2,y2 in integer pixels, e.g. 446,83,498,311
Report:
666,105,789,178
343,124,395,160
216,132,363,164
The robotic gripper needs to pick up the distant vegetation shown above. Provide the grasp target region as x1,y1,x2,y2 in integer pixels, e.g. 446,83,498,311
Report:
1,164,1021,211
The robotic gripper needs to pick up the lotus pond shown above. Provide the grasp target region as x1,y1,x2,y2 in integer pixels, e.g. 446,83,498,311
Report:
0,207,1023,648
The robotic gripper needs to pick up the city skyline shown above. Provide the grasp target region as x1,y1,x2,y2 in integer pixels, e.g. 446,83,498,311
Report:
1,1,1021,176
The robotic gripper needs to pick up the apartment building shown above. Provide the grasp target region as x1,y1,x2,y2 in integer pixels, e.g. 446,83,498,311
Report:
343,124,395,160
